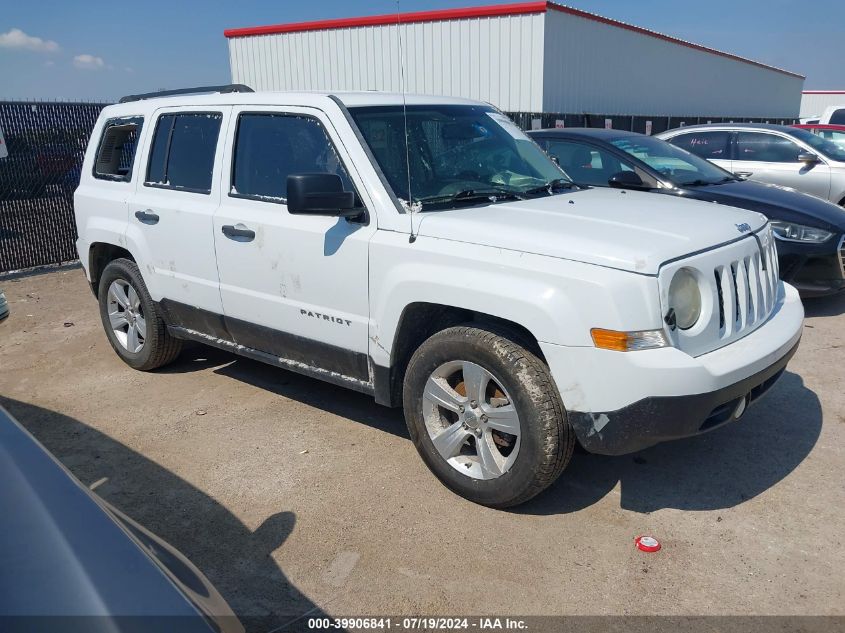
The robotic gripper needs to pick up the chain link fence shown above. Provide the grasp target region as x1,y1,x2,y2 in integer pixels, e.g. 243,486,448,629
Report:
0,99,799,274
0,101,107,273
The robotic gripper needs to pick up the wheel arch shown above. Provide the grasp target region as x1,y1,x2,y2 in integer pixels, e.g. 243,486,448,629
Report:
374,301,546,407
88,242,135,296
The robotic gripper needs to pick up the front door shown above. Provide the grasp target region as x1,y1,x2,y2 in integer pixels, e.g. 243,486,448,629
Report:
213,106,376,383
733,131,832,201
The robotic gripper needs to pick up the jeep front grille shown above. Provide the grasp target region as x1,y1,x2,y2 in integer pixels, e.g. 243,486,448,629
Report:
714,234,779,340
659,226,780,357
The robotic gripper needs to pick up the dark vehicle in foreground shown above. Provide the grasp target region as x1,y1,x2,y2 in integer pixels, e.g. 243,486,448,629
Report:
529,128,845,297
0,405,242,633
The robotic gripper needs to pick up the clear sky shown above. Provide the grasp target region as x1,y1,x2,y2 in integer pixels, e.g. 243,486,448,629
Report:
1,0,843,102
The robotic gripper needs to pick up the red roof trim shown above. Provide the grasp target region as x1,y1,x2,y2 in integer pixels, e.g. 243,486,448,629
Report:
224,2,546,38
546,4,804,79
224,1,804,80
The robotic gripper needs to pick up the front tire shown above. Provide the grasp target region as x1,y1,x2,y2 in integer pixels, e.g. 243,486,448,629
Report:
403,325,574,508
97,258,182,371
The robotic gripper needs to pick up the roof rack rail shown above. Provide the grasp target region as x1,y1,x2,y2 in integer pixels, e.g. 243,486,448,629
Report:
118,84,254,104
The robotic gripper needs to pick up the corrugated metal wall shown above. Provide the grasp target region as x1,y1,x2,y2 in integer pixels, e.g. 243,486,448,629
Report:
800,92,845,118
228,12,545,112
542,10,802,118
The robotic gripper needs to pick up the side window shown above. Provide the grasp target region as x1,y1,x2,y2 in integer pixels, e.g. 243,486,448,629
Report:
820,130,845,150
668,131,730,160
545,140,639,187
231,113,353,202
145,112,222,193
829,109,845,125
94,117,143,181
735,132,801,163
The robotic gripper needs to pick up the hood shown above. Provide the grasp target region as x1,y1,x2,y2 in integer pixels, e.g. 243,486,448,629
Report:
415,187,767,274
679,179,845,232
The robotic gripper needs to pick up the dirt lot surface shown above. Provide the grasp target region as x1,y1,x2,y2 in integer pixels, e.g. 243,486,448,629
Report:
1,268,844,629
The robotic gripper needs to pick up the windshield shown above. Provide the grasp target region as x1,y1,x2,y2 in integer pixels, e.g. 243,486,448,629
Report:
349,105,569,209
609,135,735,186
787,127,845,162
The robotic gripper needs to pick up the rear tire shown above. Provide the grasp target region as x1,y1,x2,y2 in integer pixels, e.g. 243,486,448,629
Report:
97,258,182,371
403,324,574,508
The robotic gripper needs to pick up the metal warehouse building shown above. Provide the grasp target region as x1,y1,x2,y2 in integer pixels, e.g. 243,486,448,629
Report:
225,2,804,120
800,90,845,119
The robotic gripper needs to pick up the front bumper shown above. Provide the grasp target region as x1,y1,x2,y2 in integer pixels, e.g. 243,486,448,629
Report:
541,282,804,455
777,234,845,297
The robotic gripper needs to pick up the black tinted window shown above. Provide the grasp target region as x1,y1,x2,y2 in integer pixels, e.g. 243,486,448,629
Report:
668,131,730,160
232,114,352,201
736,132,801,163
146,113,222,193
543,140,637,187
95,117,143,181
829,109,845,125
146,115,172,184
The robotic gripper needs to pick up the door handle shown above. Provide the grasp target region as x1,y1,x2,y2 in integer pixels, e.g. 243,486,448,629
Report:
735,171,753,178
134,209,160,225
221,223,256,242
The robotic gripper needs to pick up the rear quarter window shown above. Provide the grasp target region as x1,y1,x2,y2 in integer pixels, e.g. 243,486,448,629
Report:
94,117,143,181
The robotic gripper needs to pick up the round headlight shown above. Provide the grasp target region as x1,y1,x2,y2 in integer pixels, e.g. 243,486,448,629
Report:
668,268,702,330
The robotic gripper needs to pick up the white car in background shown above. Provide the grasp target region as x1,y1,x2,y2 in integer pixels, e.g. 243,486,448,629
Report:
658,123,845,207
800,104,845,126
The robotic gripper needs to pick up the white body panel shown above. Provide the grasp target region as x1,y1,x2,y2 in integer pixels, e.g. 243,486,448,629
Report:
213,104,377,355
76,91,804,451
124,106,232,313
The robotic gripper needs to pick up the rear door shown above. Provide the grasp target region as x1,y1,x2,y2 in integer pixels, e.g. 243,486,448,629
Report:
212,106,376,383
665,130,733,173
126,107,230,315
733,131,831,200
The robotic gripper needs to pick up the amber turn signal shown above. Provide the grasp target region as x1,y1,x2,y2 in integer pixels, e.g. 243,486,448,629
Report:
591,328,670,352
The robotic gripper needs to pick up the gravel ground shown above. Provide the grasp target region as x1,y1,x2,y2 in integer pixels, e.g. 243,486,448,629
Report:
0,267,843,629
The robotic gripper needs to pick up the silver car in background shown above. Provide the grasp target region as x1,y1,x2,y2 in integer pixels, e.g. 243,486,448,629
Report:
657,123,845,207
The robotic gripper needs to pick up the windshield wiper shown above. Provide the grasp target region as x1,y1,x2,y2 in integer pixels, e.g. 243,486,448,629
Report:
521,178,578,196
418,188,526,207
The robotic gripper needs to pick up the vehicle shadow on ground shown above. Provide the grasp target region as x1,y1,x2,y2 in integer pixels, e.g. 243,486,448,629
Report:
162,344,409,440
158,349,821,517
803,292,845,317
0,396,332,633
518,371,823,515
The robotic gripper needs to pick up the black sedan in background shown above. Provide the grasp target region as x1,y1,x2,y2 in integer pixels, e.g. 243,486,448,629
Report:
0,405,243,633
528,128,845,297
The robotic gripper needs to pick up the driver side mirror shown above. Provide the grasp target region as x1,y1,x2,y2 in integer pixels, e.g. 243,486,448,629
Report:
797,152,819,164
286,173,360,217
608,170,650,191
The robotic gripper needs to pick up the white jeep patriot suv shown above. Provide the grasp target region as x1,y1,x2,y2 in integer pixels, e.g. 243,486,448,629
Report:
75,86,804,508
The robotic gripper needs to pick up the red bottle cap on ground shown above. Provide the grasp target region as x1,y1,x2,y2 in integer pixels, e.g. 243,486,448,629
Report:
635,535,661,552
